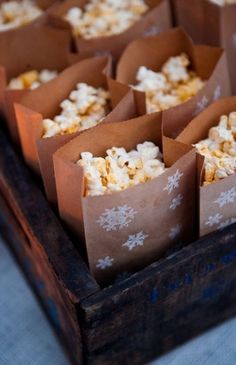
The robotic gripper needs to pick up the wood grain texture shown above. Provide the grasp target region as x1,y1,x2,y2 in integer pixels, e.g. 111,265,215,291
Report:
1,127,236,365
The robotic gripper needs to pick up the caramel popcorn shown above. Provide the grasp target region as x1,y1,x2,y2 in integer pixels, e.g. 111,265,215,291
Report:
209,0,236,5
132,53,205,113
7,69,58,90
42,83,110,138
64,0,149,39
77,141,166,196
194,112,236,185
0,0,43,31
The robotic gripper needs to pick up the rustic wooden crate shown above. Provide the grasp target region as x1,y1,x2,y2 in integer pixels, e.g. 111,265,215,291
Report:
0,128,236,365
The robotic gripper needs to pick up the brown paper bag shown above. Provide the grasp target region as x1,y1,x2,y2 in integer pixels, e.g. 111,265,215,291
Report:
53,112,197,284
0,12,74,144
51,0,172,61
177,96,236,237
111,27,231,138
172,0,236,94
14,56,138,204
36,0,62,10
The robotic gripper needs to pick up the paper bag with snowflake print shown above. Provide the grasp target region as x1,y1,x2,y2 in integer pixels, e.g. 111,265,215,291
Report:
177,96,236,237
53,111,197,285
0,12,74,145
50,0,172,61
171,0,236,94
109,27,231,138
14,57,138,204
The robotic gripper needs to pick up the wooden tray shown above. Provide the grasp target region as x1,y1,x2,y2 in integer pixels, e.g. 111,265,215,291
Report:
0,129,236,365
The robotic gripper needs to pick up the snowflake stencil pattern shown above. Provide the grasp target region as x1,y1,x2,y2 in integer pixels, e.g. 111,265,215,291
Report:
96,256,114,270
164,169,183,194
214,187,236,208
170,193,183,210
217,217,236,231
193,96,209,116
122,231,149,251
205,213,223,227
97,205,137,231
213,85,221,101
169,224,182,239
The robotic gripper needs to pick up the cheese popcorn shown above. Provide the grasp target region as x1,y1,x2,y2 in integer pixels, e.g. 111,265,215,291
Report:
77,141,166,196
64,0,149,39
0,0,42,31
8,69,58,90
132,53,205,113
42,83,110,138
209,0,236,6
194,112,236,185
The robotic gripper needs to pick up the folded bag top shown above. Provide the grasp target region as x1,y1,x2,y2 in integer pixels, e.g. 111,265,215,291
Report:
53,111,196,284
14,56,111,200
177,96,236,237
0,12,74,144
14,56,138,205
111,27,231,138
50,0,172,60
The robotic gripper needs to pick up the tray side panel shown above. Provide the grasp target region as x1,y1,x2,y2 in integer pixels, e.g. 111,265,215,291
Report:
80,224,236,365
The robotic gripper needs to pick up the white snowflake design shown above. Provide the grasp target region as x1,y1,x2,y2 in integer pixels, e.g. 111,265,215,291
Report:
213,85,221,101
214,187,236,208
169,224,182,239
217,217,236,231
96,256,114,270
97,205,137,232
205,213,223,227
164,169,183,194
122,231,149,251
170,193,183,210
143,25,161,37
193,96,209,117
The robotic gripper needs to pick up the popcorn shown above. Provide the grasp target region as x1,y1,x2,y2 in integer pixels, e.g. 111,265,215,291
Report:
42,119,61,138
137,141,162,161
132,53,205,113
0,0,43,31
77,141,167,196
64,0,149,39
8,69,58,90
162,53,190,84
42,82,110,138
209,126,234,143
39,70,58,84
135,67,169,93
194,111,236,185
